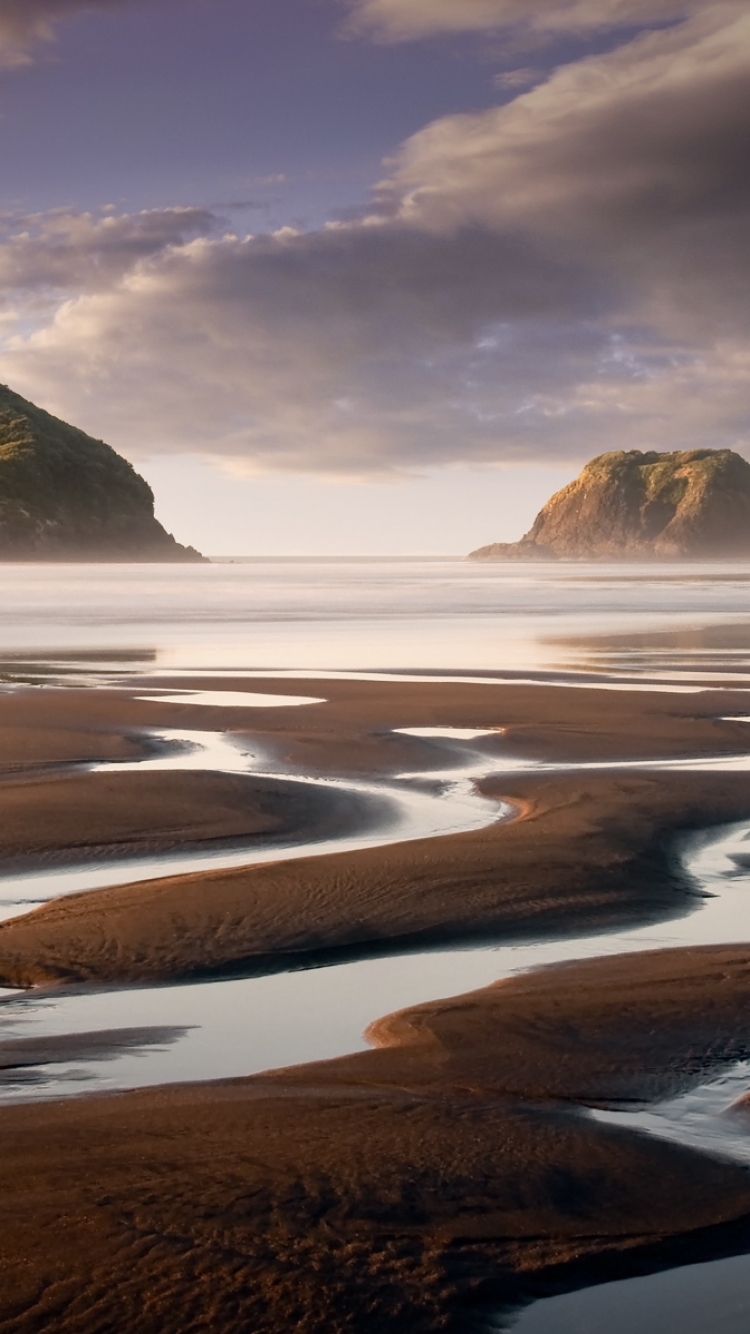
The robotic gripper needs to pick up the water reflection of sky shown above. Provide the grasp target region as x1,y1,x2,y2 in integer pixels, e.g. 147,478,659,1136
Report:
504,1253,750,1334
0,559,750,680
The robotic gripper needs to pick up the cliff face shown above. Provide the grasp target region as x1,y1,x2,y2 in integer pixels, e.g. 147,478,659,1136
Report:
0,385,202,561
470,450,750,561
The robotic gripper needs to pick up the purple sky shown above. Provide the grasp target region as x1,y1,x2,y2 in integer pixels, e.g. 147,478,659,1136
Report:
0,0,747,553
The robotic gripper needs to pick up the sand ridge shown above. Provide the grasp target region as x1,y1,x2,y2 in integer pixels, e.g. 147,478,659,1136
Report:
0,768,385,872
2,677,750,1328
2,679,750,986
3,768,750,987
3,946,750,1331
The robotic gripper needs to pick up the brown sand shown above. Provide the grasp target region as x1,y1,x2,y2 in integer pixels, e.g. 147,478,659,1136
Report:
1,678,750,1328
134,673,750,770
5,674,748,775
3,768,750,986
308,943,750,1106
1,678,750,985
0,769,384,870
3,946,750,1332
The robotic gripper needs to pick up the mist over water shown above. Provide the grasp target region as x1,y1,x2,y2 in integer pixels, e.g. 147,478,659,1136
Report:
1,558,750,681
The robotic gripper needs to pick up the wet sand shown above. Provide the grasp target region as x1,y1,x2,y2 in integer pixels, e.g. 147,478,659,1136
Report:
3,681,750,986
4,766,750,986
0,768,384,871
4,672,749,775
0,1027,189,1083
146,672,750,769
3,947,750,1332
3,678,750,1328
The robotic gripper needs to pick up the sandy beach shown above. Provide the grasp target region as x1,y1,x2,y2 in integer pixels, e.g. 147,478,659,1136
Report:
3,945,750,1332
4,0,750,1312
0,768,386,870
2,680,750,986
2,675,750,1329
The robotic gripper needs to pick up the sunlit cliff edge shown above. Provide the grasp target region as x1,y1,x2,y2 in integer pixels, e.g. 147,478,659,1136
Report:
469,450,750,561
0,384,203,562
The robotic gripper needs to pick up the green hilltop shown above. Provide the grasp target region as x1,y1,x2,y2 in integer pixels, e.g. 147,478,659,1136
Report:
0,385,202,561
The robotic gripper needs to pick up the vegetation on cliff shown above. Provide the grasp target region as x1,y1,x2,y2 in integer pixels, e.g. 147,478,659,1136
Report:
0,384,202,561
470,449,750,561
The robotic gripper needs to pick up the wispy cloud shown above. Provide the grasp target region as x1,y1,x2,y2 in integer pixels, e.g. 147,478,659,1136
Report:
342,0,724,42
493,67,545,91
0,5,747,476
0,0,142,65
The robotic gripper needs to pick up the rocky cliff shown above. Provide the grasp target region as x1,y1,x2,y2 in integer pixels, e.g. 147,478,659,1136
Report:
470,449,750,561
0,384,203,561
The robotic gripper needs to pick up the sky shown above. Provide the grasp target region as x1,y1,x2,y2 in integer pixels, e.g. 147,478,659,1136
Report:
0,0,747,554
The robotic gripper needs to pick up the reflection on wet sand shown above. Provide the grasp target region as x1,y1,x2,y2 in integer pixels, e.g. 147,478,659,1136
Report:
3,563,750,1332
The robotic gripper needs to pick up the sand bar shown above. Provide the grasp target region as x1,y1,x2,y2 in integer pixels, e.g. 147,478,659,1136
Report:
2,677,750,1328
3,945,750,1331
3,679,750,985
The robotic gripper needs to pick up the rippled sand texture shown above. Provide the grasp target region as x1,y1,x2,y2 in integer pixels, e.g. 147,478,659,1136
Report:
3,562,750,1331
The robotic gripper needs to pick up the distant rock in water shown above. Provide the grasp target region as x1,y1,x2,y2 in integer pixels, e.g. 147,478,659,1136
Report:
469,450,750,561
0,384,203,561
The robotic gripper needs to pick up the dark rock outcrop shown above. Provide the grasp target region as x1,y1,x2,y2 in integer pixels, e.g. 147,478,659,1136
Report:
470,449,750,561
0,384,203,561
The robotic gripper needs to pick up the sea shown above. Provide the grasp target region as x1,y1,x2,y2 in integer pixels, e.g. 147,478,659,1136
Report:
2,556,750,682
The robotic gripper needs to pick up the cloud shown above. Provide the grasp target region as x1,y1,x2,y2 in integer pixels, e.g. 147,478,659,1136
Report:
0,6,748,476
378,8,750,336
0,221,592,474
0,206,216,294
0,0,139,65
493,67,545,91
342,0,718,42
